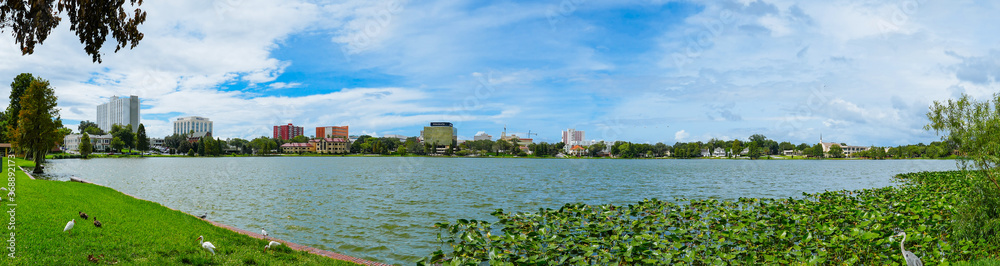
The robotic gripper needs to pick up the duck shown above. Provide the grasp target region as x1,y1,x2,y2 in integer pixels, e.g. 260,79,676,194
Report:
93,217,102,228
79,212,89,220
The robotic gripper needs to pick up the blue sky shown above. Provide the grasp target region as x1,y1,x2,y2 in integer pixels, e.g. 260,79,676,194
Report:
2,0,998,146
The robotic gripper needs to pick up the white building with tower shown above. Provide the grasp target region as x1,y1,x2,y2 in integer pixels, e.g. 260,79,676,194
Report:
96,95,140,133
173,116,213,138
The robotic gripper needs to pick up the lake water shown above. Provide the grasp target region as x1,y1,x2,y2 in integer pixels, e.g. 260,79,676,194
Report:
43,157,959,264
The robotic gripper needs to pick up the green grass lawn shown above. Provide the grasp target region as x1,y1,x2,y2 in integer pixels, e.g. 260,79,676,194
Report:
6,157,360,265
958,259,1000,266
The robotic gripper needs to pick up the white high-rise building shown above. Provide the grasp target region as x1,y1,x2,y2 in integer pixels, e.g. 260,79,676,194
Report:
173,116,213,138
96,95,140,133
562,128,584,144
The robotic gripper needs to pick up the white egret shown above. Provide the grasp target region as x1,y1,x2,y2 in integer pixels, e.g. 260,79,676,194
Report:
893,232,923,266
264,241,281,251
64,219,75,234
261,228,268,240
197,236,216,255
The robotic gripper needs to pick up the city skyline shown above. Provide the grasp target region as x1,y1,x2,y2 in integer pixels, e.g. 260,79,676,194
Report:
3,1,997,146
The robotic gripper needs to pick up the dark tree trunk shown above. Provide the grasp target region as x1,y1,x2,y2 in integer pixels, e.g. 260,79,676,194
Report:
32,150,45,174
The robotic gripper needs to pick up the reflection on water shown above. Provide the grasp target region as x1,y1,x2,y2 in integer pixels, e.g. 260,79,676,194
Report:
44,157,958,265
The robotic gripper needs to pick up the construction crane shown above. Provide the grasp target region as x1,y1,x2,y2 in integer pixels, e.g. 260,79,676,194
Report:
509,130,538,139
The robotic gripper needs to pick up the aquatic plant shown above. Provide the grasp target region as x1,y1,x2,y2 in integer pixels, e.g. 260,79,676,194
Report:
421,171,998,265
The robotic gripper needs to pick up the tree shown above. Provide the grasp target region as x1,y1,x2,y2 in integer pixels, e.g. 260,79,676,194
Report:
748,134,767,146
807,143,825,158
228,138,250,155
509,139,520,155
731,139,743,157
2,73,32,142
796,143,810,151
135,123,149,156
251,136,276,155
196,138,205,156
178,140,192,154
588,141,606,157
77,120,105,135
289,135,309,143
9,77,62,173
79,132,92,158
110,124,134,151
654,142,668,157
827,144,845,158
619,142,635,158
779,141,794,152
351,135,372,153
110,136,124,152
56,126,72,146
747,142,761,160
163,134,181,150
1,0,147,63
926,92,1000,241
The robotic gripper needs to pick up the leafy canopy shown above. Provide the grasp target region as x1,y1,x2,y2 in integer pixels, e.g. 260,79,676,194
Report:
0,0,147,63
925,92,1000,242
10,77,62,173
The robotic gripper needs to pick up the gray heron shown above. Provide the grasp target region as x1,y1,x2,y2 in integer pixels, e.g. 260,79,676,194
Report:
892,231,923,266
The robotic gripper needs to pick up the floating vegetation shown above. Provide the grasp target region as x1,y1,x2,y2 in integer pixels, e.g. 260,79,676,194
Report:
420,171,997,265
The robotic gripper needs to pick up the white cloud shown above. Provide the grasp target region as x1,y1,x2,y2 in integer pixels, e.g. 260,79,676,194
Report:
267,82,304,90
675,130,690,141
2,0,996,147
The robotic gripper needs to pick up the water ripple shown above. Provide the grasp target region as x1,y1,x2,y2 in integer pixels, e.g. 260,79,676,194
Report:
43,157,959,265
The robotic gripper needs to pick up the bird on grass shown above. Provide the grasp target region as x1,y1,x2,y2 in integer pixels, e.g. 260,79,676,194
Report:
64,219,75,235
264,241,281,251
93,217,102,228
892,231,923,266
197,236,216,255
198,214,207,219
261,228,268,240
79,212,88,220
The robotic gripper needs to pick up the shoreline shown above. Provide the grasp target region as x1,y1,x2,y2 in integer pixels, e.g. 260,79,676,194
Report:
50,153,965,161
49,171,392,266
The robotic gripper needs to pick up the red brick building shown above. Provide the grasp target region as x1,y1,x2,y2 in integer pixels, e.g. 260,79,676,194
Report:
316,126,349,139
273,123,304,140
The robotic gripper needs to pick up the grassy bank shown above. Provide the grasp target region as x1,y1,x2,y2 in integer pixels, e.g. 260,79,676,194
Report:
5,157,360,265
422,170,999,265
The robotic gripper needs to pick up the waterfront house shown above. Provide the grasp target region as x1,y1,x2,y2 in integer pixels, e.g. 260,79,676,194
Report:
712,147,726,157
280,142,314,154
310,138,348,154
63,134,114,153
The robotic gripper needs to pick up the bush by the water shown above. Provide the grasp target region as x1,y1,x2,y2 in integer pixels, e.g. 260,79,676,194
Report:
51,154,82,159
420,171,998,265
